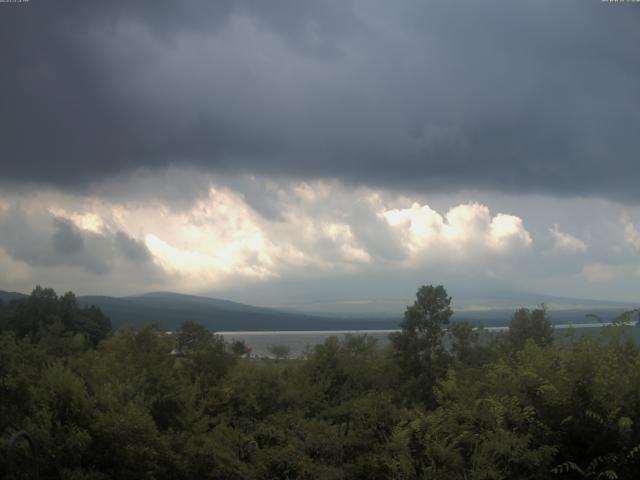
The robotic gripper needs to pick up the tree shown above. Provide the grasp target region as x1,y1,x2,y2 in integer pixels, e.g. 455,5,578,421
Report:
507,306,553,352
73,304,111,346
177,320,213,352
6,286,59,340
449,320,493,366
1,287,111,347
390,285,453,406
230,339,250,357
175,321,236,402
267,344,291,361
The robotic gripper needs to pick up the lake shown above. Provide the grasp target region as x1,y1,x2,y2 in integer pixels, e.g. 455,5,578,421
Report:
219,322,634,357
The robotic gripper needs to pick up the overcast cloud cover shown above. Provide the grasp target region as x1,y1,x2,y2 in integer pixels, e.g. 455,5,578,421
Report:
1,0,639,311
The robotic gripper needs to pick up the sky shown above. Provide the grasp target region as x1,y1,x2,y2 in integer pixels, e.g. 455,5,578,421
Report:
1,0,640,313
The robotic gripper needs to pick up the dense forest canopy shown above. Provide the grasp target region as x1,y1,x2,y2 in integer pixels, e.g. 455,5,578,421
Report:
1,285,640,479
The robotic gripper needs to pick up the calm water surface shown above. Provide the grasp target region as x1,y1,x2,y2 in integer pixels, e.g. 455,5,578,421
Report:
219,322,629,357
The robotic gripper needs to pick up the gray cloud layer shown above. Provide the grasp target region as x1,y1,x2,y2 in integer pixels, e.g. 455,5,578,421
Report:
1,1,640,199
0,205,158,278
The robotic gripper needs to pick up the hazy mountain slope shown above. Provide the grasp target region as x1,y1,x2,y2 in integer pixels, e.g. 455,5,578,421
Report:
0,291,27,303
453,289,640,310
452,307,637,328
130,291,289,315
77,292,399,331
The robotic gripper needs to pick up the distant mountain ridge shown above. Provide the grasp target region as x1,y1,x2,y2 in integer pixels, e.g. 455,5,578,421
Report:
0,290,27,303
131,291,288,315
1,289,637,331
79,292,401,331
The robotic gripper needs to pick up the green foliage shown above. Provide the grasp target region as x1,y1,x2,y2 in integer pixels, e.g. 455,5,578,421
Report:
229,339,250,357
3,284,640,479
177,320,212,352
300,334,391,409
226,362,293,420
267,343,292,360
390,284,453,406
506,306,554,352
1,286,111,348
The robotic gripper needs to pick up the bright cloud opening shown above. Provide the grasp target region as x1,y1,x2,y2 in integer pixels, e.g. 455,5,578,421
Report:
382,201,532,260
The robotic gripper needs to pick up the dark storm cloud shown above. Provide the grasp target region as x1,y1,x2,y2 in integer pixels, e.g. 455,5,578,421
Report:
1,0,640,200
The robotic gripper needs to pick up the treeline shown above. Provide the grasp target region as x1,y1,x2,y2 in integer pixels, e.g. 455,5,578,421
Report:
1,285,640,479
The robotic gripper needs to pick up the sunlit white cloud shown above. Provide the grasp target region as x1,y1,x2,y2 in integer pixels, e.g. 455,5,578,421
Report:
488,214,533,252
382,202,532,261
144,233,275,283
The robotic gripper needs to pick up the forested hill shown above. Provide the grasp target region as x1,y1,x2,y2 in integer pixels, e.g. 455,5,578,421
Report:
1,291,401,331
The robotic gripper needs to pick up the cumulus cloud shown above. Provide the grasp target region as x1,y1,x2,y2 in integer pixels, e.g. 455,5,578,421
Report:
548,224,588,254
382,202,532,261
0,178,539,294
